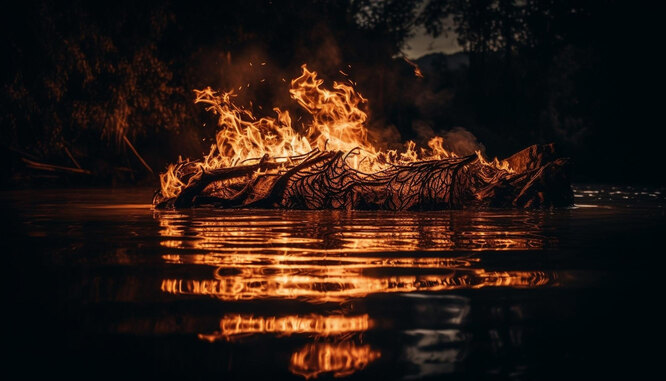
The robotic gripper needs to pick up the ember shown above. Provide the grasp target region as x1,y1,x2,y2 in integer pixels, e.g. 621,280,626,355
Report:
154,66,572,210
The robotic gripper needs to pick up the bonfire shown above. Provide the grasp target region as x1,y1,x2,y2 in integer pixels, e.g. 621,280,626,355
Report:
153,65,571,210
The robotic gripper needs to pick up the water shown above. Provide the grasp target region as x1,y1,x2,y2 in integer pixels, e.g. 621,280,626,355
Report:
3,185,664,379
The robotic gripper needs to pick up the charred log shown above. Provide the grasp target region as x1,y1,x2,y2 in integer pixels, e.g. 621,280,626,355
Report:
153,144,572,210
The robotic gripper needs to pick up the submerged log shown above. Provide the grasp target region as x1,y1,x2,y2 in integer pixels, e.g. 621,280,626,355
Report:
153,144,572,210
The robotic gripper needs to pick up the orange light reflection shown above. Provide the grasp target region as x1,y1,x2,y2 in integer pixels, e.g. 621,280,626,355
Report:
199,314,371,342
156,211,550,253
155,209,558,378
161,266,556,303
289,342,381,379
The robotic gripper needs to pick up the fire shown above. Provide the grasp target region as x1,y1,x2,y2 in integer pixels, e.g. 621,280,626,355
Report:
198,314,371,342
289,342,381,379
475,150,512,172
159,65,510,200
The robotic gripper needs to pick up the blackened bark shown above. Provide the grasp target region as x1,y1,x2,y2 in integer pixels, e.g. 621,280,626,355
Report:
154,144,572,210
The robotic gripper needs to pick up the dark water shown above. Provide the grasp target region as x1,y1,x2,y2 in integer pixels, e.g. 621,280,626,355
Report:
3,185,664,379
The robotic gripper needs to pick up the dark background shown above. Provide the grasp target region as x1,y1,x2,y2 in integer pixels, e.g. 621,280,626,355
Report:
1,0,660,187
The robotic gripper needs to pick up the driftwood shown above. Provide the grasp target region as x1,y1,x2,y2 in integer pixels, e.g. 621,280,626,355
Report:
22,157,92,175
153,144,572,210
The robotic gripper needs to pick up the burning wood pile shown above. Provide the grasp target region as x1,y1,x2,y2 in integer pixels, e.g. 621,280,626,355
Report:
154,66,572,210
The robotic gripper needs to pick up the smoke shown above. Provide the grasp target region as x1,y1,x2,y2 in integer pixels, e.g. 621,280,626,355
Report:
442,127,486,156
295,23,343,73
367,122,403,150
187,26,487,159
413,121,485,156
186,23,351,122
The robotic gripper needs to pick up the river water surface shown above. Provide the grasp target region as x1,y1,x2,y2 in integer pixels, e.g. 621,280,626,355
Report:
3,185,663,379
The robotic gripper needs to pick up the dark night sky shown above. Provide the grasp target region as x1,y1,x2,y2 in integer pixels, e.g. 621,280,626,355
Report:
0,0,662,186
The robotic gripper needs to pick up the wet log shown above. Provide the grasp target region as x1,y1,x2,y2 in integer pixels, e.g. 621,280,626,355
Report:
153,144,572,210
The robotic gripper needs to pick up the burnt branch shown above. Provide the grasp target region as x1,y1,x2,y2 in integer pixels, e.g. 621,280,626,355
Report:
154,144,572,210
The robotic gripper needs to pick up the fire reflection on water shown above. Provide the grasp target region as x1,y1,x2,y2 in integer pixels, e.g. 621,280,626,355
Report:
156,210,551,253
160,265,556,302
198,314,372,342
155,210,560,378
199,313,379,378
290,342,381,379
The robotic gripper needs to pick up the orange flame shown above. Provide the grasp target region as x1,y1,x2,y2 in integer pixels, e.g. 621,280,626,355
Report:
475,150,512,172
159,65,510,199
289,342,381,379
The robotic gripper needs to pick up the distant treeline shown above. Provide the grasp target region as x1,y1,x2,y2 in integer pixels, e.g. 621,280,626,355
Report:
1,0,658,187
